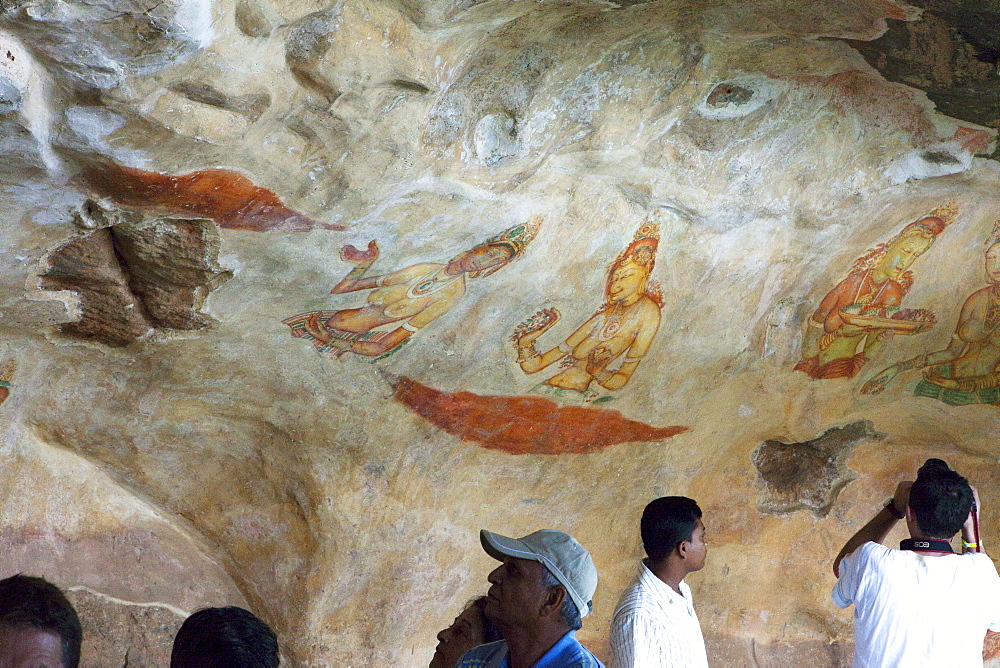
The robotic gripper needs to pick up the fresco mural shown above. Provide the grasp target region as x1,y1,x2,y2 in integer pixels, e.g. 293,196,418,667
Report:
80,160,343,232
283,219,541,361
388,374,686,455
512,222,663,403
388,220,685,454
795,203,957,380
862,219,1000,405
0,359,14,407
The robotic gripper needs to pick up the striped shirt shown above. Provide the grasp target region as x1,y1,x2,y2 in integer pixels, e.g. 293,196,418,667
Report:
608,560,709,668
458,631,605,668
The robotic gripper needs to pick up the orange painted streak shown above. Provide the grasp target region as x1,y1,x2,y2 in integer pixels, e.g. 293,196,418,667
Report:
82,161,344,232
389,375,687,455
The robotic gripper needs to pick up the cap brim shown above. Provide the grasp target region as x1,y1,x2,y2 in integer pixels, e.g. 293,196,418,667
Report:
479,530,592,618
481,530,539,563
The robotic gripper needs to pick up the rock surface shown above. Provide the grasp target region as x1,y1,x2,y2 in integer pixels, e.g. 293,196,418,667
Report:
0,0,999,665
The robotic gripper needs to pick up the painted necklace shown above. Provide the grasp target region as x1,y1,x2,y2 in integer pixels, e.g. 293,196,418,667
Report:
406,267,462,299
599,303,635,341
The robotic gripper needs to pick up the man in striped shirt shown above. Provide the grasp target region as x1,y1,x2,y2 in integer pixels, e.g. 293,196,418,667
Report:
608,497,710,668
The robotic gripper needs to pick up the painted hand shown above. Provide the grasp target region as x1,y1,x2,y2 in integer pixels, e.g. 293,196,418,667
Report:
340,240,379,265
586,345,615,376
860,366,898,394
514,308,560,345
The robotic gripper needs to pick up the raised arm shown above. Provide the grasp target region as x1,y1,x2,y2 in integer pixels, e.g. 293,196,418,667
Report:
834,482,911,578
962,486,984,554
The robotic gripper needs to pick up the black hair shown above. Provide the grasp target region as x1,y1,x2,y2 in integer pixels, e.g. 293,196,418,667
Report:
539,570,584,631
908,458,973,539
468,597,503,643
170,606,279,668
0,574,82,668
641,496,703,564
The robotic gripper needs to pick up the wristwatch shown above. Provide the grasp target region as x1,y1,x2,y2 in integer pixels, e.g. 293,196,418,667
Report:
884,498,904,519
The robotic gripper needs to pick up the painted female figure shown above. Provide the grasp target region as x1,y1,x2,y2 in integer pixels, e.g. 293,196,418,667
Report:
862,220,1000,405
795,204,955,380
283,219,539,359
512,222,663,402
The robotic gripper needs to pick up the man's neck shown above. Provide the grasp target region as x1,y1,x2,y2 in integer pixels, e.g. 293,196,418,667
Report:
647,558,688,596
504,624,569,668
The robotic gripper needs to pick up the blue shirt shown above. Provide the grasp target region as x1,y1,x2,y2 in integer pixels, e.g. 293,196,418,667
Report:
457,631,605,668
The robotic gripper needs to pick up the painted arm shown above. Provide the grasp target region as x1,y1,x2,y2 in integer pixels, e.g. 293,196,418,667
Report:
861,294,979,394
516,308,574,374
833,482,910,578
329,241,412,295
338,292,455,357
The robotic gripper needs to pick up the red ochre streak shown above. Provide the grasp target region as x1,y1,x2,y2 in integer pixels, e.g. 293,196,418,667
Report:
389,375,687,455
80,161,344,232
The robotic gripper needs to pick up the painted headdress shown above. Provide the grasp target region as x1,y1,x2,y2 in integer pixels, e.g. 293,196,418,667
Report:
898,202,958,239
470,217,542,278
849,203,958,284
986,218,1000,249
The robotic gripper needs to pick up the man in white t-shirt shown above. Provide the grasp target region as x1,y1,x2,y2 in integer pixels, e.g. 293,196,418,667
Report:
833,458,1000,667
608,496,710,668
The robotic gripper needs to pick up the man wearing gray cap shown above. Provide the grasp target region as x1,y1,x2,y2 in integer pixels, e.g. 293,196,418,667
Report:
457,529,604,668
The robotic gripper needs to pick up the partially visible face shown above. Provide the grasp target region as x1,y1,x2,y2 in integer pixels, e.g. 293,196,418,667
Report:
608,260,649,303
0,625,65,668
429,605,486,668
683,518,708,572
986,243,1000,285
879,235,932,280
485,557,549,631
448,245,514,275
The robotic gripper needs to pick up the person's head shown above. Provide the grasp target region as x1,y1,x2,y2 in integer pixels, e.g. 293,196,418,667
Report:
907,458,974,540
429,596,502,668
606,223,659,305
479,529,597,636
170,606,278,668
0,574,82,668
874,230,934,281
985,227,1000,285
447,219,541,279
640,496,707,572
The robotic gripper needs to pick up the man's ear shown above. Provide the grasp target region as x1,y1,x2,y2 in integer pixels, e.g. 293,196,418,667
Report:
540,584,567,618
677,540,690,560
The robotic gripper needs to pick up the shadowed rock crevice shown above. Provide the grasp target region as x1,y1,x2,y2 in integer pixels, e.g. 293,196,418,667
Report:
752,421,880,517
844,5,1000,158
38,218,232,346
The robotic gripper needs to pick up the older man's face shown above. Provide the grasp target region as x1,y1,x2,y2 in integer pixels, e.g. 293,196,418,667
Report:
0,625,65,668
485,556,551,629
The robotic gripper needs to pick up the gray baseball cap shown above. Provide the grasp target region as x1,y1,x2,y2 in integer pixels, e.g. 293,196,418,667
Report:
480,529,598,618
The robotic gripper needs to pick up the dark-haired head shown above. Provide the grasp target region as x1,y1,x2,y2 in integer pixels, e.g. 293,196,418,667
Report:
908,458,973,539
0,574,82,668
171,606,278,668
430,596,504,668
641,496,702,564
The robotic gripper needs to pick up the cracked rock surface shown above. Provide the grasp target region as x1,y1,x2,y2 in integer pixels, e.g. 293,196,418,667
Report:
0,0,999,664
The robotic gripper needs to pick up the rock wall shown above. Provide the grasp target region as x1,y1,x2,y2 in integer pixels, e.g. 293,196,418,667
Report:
0,0,999,664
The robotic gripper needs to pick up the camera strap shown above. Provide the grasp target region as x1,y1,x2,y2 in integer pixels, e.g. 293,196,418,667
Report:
900,538,954,553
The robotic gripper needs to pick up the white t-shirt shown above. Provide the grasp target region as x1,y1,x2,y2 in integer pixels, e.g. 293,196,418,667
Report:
833,541,1000,667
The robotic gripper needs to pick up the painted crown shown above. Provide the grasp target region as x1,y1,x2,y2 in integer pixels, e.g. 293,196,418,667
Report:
487,216,541,258
928,202,959,226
